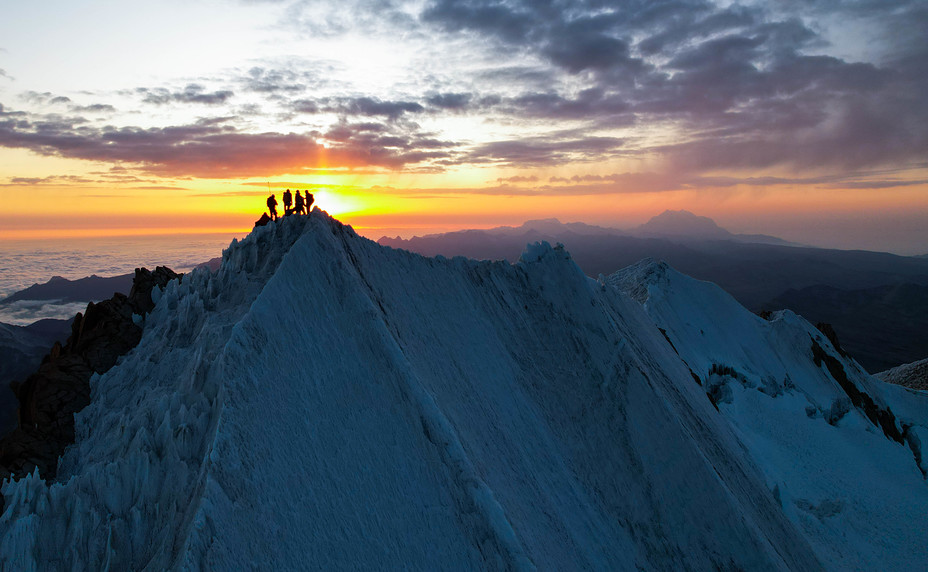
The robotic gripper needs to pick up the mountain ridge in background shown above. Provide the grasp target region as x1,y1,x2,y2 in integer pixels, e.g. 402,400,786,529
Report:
0,274,134,306
379,211,928,372
634,209,798,245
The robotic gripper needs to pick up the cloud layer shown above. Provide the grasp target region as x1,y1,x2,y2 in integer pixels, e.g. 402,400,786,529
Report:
1,0,926,182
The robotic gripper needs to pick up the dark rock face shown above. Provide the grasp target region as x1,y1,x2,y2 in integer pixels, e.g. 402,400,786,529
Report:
0,266,180,482
254,213,272,227
815,322,846,357
0,319,72,434
810,336,904,445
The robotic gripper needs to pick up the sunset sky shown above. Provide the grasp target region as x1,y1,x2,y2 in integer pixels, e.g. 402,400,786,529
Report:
1,0,926,253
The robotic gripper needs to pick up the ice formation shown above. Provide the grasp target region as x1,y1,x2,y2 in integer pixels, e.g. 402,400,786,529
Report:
1,212,925,570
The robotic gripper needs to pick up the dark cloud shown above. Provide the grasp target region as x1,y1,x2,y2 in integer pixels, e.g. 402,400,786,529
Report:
0,69,10,80
496,175,537,184
505,89,632,123
290,99,319,113
70,103,116,114
541,170,928,193
139,84,234,105
474,66,556,88
322,97,424,119
281,0,421,38
5,175,95,185
19,91,71,105
637,4,756,56
831,179,928,189
236,103,264,116
287,96,427,119
419,0,650,77
425,92,473,110
0,106,458,177
462,135,626,167
5,0,924,182
543,33,635,74
322,119,457,165
241,65,325,93
420,0,534,42
409,0,928,173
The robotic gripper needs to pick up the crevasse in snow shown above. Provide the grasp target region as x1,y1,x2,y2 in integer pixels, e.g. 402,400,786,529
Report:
0,212,924,570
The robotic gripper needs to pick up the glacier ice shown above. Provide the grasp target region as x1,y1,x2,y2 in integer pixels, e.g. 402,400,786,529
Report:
0,212,925,570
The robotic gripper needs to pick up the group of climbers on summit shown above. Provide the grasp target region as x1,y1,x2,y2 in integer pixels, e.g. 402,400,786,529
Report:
266,189,313,222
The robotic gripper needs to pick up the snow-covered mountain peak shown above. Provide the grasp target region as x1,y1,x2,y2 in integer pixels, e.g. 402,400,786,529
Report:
605,257,671,303
517,240,569,263
1,211,925,570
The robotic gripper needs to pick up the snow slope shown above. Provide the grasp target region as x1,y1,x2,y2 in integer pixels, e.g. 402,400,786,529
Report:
610,259,928,571
0,213,923,570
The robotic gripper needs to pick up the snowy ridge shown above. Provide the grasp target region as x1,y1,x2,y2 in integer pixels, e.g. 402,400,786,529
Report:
0,213,923,569
610,259,928,571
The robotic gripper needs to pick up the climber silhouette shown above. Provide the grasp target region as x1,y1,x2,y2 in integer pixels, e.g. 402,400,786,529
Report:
283,188,293,216
295,190,306,215
306,191,315,214
266,193,278,221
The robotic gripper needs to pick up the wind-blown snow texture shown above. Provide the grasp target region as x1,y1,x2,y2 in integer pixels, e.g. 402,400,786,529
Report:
1,212,925,570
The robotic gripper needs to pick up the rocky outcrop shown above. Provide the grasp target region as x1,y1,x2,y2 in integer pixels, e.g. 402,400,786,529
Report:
878,357,928,391
0,319,72,434
254,212,272,227
0,266,180,482
811,336,904,444
815,322,847,357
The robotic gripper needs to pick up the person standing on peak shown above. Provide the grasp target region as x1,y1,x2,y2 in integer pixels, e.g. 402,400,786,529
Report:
266,193,278,221
294,190,305,215
283,188,293,216
305,191,315,214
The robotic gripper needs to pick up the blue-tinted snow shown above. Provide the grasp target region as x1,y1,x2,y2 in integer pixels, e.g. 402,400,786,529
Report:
0,213,923,570
610,258,928,571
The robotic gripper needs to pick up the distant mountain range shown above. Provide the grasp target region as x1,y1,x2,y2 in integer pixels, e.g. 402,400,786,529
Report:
0,259,223,308
0,274,133,305
380,210,928,372
0,258,223,432
633,209,799,245
0,275,129,434
383,210,798,247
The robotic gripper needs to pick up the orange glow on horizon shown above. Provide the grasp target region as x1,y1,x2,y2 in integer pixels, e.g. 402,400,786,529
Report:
2,168,928,252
